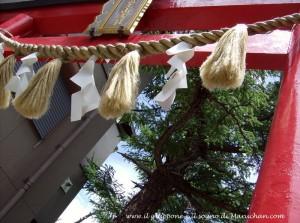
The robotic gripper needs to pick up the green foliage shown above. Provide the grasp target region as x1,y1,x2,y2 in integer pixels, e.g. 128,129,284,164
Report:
84,67,280,223
83,162,127,222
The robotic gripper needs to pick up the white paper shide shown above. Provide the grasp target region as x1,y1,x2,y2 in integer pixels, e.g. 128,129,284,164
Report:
70,55,100,122
0,42,4,62
5,52,38,96
154,42,195,111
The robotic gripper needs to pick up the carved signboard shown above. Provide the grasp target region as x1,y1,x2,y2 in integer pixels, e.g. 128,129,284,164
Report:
86,0,153,36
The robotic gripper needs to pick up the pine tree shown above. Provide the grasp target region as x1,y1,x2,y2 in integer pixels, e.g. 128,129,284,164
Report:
82,68,280,223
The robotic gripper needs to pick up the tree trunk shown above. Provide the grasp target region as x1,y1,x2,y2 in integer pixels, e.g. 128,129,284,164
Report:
113,168,174,223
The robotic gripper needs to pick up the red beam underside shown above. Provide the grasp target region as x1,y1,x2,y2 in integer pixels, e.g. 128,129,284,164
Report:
0,1,300,36
5,30,290,70
139,0,300,31
248,25,300,223
0,14,33,37
0,3,101,36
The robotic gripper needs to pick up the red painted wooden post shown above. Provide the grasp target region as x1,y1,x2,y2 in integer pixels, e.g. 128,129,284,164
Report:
247,25,300,223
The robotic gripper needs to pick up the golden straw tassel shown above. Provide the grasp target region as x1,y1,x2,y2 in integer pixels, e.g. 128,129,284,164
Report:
200,24,248,90
0,55,15,109
13,58,62,119
99,50,140,119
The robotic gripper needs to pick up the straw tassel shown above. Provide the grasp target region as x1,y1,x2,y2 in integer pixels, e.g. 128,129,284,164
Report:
200,24,248,90
0,55,15,109
99,50,140,119
13,58,62,119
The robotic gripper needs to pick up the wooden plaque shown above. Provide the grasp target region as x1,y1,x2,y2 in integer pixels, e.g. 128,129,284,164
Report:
86,0,153,36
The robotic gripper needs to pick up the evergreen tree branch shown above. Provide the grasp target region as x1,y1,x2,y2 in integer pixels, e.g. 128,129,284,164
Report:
169,144,243,172
74,212,95,223
118,152,152,176
209,145,244,153
173,176,247,215
132,180,144,189
82,69,278,223
210,96,252,147
185,193,205,213
154,87,209,167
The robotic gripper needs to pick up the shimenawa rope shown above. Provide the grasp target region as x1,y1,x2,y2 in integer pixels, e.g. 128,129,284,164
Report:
1,13,300,119
0,13,299,61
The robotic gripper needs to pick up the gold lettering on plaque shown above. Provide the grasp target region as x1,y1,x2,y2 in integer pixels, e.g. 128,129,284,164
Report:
86,0,153,36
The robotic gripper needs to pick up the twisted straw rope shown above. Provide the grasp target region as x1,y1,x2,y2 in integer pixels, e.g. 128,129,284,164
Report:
0,13,300,61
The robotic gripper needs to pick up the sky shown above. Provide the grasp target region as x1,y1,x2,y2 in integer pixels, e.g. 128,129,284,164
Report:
57,147,259,223
56,146,140,223
55,77,266,223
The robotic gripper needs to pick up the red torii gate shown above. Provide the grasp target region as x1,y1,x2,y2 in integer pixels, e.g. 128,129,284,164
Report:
1,1,300,222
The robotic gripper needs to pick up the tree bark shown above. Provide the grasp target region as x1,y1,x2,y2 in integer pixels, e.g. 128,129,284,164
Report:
74,212,95,223
154,86,209,166
114,87,210,223
113,168,174,223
